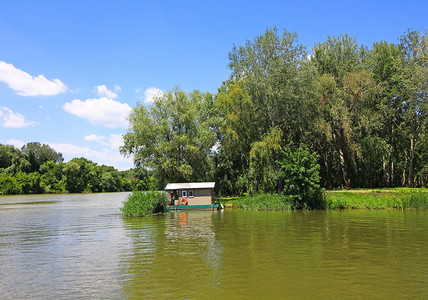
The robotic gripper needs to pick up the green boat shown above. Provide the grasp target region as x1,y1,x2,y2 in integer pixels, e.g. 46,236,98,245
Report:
168,203,223,211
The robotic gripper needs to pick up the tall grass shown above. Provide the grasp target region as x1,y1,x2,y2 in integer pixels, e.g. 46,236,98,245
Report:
234,194,299,211
121,191,169,217
400,192,428,209
326,190,428,209
226,190,428,211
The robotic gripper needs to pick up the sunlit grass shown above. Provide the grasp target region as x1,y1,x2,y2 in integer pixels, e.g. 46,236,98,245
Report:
234,194,297,210
222,189,428,210
325,189,428,209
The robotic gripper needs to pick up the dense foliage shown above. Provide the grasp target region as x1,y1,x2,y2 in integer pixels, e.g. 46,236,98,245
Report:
0,143,151,195
122,27,427,197
278,144,324,208
121,89,217,188
2,27,426,199
120,190,169,217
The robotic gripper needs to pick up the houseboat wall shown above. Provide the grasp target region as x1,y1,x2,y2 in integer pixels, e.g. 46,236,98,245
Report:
177,188,212,205
193,188,212,205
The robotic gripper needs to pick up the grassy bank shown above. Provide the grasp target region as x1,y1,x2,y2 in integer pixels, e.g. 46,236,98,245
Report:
233,194,297,211
121,190,169,217
222,192,325,211
325,189,428,209
221,188,428,210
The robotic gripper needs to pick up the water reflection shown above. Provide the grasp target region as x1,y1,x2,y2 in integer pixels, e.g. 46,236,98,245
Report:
0,193,130,299
120,211,223,298
1,194,428,299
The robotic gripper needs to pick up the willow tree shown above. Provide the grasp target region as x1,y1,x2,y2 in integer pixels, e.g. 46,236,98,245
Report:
248,127,283,194
121,88,217,185
214,81,257,195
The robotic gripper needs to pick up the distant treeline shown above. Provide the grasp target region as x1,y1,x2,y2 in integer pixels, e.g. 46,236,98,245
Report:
121,27,427,196
0,142,152,195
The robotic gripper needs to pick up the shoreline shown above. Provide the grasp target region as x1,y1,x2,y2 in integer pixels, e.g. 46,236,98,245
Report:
220,188,428,210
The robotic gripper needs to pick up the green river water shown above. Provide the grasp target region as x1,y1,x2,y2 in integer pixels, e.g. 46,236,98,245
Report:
1,192,428,299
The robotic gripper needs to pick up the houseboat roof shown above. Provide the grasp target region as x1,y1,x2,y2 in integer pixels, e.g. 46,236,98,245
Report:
165,182,215,190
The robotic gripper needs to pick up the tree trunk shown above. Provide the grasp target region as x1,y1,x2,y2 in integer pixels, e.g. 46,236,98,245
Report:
338,128,351,188
383,160,390,188
408,134,415,188
339,148,349,188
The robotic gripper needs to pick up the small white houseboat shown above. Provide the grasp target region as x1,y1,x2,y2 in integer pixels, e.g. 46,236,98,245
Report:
165,182,222,210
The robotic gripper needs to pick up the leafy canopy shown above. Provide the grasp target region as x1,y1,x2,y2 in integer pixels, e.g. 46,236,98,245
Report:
121,88,217,184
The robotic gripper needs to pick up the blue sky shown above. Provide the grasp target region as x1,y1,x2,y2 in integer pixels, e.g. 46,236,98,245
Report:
0,0,426,170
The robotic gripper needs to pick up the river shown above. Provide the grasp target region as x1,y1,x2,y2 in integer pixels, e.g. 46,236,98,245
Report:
1,193,428,299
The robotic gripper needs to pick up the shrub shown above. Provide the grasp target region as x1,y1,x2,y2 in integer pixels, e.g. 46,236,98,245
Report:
278,144,324,208
121,190,169,217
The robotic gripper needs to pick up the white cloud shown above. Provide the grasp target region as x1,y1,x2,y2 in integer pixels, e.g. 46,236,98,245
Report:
84,134,106,143
0,106,37,128
84,133,123,149
3,139,25,148
114,84,121,92
63,97,132,128
143,87,163,103
93,85,118,98
0,61,68,96
48,142,100,157
48,142,133,170
109,134,124,149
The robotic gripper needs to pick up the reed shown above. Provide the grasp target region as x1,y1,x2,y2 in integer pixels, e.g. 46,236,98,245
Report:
325,190,428,209
121,190,169,217
234,194,297,211
225,189,428,211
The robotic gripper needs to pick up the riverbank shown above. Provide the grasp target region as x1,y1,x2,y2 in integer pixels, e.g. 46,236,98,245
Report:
220,188,428,210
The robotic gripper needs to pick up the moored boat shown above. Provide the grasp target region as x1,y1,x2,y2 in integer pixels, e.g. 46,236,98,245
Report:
165,182,223,211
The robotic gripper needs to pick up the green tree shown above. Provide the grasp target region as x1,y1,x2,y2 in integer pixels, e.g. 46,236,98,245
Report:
0,172,19,194
397,30,427,187
121,88,217,184
0,143,30,173
21,142,63,172
225,27,320,194
122,167,151,191
214,81,257,195
15,171,42,194
248,127,283,194
312,34,372,188
99,165,121,192
228,27,309,143
40,161,66,193
313,34,367,80
62,158,100,193
366,41,404,187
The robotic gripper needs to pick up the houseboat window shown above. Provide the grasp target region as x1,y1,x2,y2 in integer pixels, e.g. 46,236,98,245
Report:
188,190,194,198
181,190,187,198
